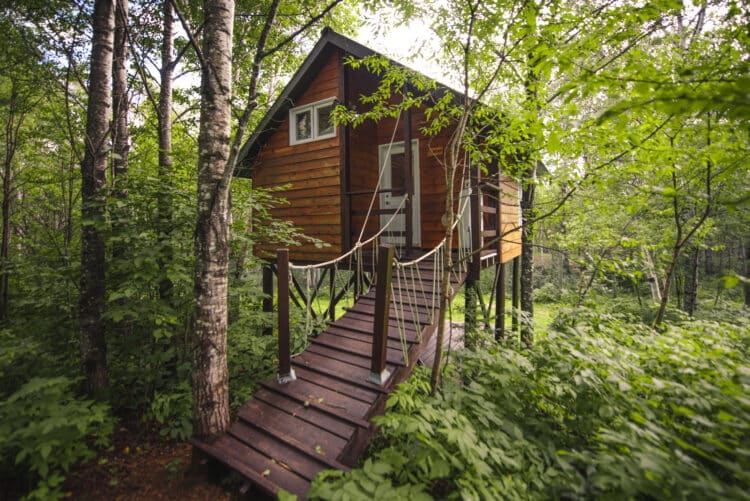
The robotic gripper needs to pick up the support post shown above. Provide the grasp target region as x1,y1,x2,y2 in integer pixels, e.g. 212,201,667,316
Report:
403,103,413,255
495,262,505,341
262,264,273,336
277,249,295,383
328,266,336,321
512,256,520,334
370,244,394,385
464,280,478,350
469,167,481,281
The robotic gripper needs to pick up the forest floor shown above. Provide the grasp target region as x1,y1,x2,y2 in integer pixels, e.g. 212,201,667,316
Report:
65,426,239,501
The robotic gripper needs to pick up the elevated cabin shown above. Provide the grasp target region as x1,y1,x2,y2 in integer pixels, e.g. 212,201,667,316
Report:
236,28,521,267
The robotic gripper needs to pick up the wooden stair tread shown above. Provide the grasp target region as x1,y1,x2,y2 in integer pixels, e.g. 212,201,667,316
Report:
330,315,421,343
192,434,309,498
292,351,397,394
229,421,333,482
323,326,408,350
252,387,356,440
260,375,372,420
307,342,406,368
312,332,406,366
238,399,347,461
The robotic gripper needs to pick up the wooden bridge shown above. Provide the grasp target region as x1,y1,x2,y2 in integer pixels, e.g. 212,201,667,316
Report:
191,243,496,498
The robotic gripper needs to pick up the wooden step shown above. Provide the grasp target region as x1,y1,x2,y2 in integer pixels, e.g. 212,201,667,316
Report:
192,434,309,498
331,314,421,343
260,377,373,421
292,351,396,394
324,325,408,349
312,331,407,366
237,399,347,468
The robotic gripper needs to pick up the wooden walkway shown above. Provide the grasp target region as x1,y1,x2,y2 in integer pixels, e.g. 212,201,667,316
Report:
192,252,473,498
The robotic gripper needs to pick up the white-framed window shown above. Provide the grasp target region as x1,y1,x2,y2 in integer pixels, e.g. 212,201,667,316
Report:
289,97,336,145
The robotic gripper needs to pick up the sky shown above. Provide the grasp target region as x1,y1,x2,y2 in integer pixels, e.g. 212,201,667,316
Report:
354,10,460,88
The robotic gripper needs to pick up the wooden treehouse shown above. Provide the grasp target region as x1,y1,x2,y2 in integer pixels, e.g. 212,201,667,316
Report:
193,28,523,498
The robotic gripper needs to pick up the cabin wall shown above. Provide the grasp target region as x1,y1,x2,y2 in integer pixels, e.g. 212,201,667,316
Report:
252,49,341,262
372,109,463,249
499,176,522,262
347,68,380,244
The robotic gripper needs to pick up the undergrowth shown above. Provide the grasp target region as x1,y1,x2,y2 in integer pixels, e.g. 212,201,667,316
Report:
309,307,750,500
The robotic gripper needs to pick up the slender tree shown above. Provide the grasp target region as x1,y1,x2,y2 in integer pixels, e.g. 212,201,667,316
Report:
192,0,235,439
158,0,175,303
80,0,115,395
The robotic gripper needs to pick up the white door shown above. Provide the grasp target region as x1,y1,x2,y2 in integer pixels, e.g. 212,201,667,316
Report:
379,140,420,247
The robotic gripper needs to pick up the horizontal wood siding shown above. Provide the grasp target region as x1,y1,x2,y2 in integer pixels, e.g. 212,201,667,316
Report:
499,176,522,262
347,68,380,244
368,102,464,249
252,50,342,262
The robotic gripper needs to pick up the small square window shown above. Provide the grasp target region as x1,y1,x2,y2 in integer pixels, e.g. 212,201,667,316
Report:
289,98,337,145
294,109,312,142
316,103,335,137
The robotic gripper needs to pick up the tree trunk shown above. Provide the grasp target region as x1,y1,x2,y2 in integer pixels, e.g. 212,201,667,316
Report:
520,3,539,347
112,0,129,190
192,0,234,440
158,0,175,303
0,82,18,323
743,239,749,308
642,247,662,302
80,0,115,396
520,173,535,347
111,0,130,336
682,244,699,315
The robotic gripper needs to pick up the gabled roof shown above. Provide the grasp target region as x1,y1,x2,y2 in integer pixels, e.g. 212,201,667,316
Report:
235,28,378,177
235,28,463,177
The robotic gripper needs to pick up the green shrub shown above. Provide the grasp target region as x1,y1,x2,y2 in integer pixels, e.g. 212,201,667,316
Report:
0,377,113,500
310,311,750,500
146,381,193,441
534,282,562,303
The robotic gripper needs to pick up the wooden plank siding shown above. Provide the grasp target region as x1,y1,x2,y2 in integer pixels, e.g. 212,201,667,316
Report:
499,176,522,262
347,68,381,243
250,46,521,265
252,49,342,262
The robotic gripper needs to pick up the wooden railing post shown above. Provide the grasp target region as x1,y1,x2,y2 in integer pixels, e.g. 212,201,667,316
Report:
262,264,273,336
277,249,296,383
369,244,394,385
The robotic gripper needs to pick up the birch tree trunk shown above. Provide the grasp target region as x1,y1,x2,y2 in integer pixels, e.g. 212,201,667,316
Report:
80,0,115,396
112,0,129,190
192,0,234,440
158,0,174,303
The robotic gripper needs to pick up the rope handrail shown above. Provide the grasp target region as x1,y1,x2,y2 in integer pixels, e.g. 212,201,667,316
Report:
394,194,471,268
290,195,407,271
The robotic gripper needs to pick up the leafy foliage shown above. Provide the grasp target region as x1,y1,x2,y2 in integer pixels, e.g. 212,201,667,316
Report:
311,309,750,500
0,377,113,500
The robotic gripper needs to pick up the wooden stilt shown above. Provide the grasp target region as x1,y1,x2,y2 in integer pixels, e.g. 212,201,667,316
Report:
328,266,336,321
262,264,273,336
464,279,478,350
277,249,295,383
512,256,520,334
495,262,505,341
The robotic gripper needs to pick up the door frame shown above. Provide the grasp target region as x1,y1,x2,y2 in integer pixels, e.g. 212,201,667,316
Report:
378,139,421,247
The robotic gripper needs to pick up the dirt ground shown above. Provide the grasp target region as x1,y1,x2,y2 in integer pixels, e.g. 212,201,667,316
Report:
64,426,250,501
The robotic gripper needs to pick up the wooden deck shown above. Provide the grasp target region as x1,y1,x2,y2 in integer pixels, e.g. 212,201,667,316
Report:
192,251,482,499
